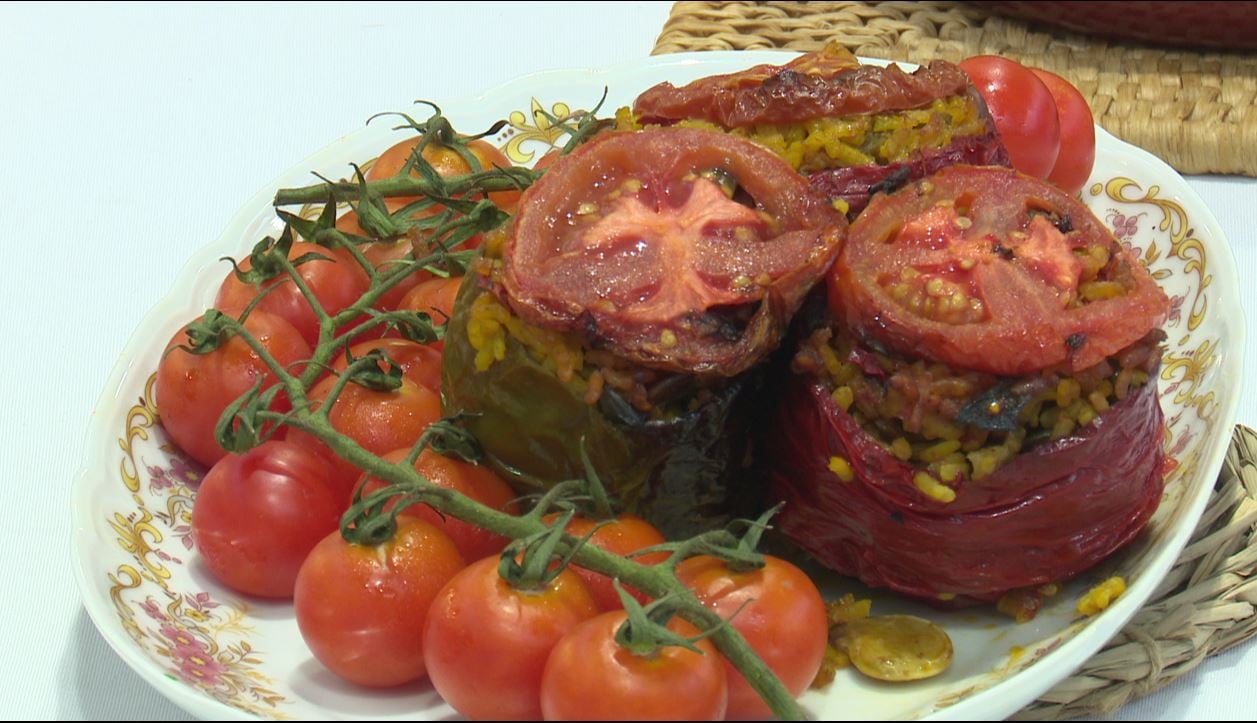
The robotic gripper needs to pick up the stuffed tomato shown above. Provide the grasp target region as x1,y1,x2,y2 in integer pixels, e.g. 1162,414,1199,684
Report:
766,165,1171,603
630,44,1010,218
443,127,845,537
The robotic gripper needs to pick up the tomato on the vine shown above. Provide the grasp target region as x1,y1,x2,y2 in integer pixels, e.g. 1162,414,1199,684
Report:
423,556,599,720
214,240,369,347
287,374,442,495
328,338,443,395
676,554,828,720
958,55,1060,179
828,165,1170,376
542,512,668,610
192,441,341,598
294,518,465,688
369,135,521,214
332,211,434,311
355,448,518,561
156,310,311,468
396,276,462,349
540,612,727,721
1030,68,1097,195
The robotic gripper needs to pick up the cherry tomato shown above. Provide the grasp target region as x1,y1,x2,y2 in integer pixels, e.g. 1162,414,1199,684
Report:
328,338,442,394
396,276,462,350
294,518,465,687
191,441,341,598
287,374,442,495
540,612,727,721
543,512,668,610
501,127,844,376
156,310,311,468
829,165,1169,376
423,556,599,720
332,211,433,311
369,136,520,214
676,554,828,720
1030,68,1097,195
355,448,518,561
215,240,369,347
959,56,1060,179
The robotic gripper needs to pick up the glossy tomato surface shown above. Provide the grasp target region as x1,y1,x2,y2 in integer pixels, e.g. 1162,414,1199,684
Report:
214,240,369,347
155,310,311,468
1030,68,1097,195
328,337,443,394
355,448,517,561
829,165,1169,376
676,555,828,719
958,56,1061,179
500,127,844,376
423,556,599,720
293,519,465,687
542,513,668,610
191,441,342,598
540,613,727,721
287,374,442,495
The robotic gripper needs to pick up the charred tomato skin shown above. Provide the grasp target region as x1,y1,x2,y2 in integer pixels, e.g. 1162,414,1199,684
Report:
766,375,1165,601
497,127,844,377
829,165,1169,377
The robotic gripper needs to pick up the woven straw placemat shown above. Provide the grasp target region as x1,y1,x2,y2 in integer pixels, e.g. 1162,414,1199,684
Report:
652,1,1257,176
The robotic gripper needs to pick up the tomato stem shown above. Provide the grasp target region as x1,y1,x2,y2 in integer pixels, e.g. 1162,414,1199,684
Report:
213,104,809,721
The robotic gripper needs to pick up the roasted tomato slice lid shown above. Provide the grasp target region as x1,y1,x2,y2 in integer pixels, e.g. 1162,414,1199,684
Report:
633,44,972,128
499,127,845,376
829,165,1168,376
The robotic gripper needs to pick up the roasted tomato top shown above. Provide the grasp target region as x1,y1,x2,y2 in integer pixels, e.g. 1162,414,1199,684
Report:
829,165,1169,376
633,45,971,128
498,127,845,376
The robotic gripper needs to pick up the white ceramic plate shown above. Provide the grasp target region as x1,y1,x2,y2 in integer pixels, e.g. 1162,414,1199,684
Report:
72,52,1245,720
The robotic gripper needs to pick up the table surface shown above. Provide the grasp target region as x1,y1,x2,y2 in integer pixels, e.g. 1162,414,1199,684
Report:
4,3,1253,720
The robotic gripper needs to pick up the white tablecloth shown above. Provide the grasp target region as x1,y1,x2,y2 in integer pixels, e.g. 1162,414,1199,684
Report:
4,3,1253,720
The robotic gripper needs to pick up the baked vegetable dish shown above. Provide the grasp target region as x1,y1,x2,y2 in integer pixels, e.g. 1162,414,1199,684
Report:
764,165,1171,603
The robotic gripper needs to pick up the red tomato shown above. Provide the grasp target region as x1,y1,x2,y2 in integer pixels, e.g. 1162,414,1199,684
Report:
335,210,434,310
355,448,517,561
423,556,599,720
191,441,341,598
959,56,1061,179
328,338,442,394
540,612,727,721
287,375,443,495
214,240,369,347
829,165,1170,376
676,555,828,720
1030,68,1097,195
156,310,311,468
293,518,465,687
397,276,462,350
501,127,844,376
369,136,520,214
542,513,668,610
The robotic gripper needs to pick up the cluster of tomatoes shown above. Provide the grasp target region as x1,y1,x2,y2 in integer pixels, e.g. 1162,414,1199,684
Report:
154,131,829,719
957,56,1097,195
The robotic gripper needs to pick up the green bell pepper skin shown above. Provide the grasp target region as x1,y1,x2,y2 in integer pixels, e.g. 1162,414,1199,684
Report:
441,277,761,539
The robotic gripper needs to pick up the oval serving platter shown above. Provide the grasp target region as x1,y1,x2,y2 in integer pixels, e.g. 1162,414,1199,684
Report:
72,51,1245,720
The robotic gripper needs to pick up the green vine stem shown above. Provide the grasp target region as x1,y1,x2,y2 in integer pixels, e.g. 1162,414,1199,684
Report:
200,106,808,720
273,167,538,207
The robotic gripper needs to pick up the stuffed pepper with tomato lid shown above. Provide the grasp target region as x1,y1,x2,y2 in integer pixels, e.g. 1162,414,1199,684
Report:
765,165,1171,605
442,127,845,538
629,44,1010,218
